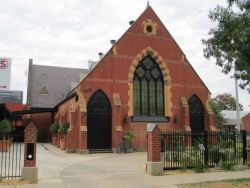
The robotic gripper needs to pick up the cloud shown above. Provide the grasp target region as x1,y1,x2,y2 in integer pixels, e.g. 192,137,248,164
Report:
0,0,249,110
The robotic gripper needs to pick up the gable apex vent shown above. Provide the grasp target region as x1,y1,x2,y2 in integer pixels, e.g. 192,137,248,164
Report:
40,86,48,95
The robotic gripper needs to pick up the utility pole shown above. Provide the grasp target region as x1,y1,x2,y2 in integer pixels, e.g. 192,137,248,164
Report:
234,65,241,130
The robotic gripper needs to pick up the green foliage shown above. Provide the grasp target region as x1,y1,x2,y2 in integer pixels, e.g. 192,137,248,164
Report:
171,134,186,162
193,162,207,173
177,137,207,172
37,129,49,143
124,132,135,148
220,160,235,171
209,100,223,128
192,138,207,173
50,122,59,134
180,152,195,169
59,122,70,134
202,0,250,92
153,170,163,176
0,119,12,134
212,93,243,111
209,147,221,164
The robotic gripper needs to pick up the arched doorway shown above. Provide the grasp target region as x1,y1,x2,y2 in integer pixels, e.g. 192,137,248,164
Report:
87,90,112,151
188,95,205,133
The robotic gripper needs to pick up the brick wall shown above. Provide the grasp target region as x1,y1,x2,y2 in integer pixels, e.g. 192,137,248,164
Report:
30,112,52,142
242,113,250,131
55,6,214,151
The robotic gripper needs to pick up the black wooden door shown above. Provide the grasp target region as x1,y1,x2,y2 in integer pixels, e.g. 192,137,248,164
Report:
188,95,205,133
87,90,111,150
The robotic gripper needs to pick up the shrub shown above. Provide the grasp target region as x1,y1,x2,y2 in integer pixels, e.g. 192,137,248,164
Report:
193,162,207,173
180,152,195,169
220,161,235,171
208,146,227,165
209,147,220,164
50,122,59,134
0,119,12,135
59,122,70,135
124,132,135,148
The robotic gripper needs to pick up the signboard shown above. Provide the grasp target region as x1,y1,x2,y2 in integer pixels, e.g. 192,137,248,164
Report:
0,90,23,103
0,58,11,90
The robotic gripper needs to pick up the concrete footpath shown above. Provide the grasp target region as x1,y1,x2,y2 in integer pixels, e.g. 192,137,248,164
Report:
1,144,250,188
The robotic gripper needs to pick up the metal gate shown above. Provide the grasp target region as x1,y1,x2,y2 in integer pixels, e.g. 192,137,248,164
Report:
0,133,23,179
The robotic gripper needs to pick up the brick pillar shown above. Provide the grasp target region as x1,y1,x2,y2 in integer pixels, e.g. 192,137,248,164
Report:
22,122,38,183
112,105,123,153
180,96,191,131
79,112,88,153
57,132,62,148
146,124,163,175
183,106,190,130
66,112,78,152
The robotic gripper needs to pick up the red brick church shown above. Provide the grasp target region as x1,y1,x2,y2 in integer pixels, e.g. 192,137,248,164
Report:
53,5,215,153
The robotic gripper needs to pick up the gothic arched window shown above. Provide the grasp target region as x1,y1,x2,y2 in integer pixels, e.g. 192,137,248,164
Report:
133,56,164,117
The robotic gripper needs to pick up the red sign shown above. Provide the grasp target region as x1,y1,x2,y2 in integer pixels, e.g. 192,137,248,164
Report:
0,59,8,69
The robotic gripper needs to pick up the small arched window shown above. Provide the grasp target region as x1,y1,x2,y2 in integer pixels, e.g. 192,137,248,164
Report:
133,56,164,117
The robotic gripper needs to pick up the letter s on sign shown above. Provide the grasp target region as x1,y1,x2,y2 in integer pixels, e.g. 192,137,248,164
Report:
0,59,8,69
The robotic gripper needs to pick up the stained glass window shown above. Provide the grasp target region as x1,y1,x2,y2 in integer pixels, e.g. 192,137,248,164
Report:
133,56,164,116
133,78,140,115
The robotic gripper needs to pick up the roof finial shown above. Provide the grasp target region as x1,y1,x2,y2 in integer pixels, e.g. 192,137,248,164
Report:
147,0,150,7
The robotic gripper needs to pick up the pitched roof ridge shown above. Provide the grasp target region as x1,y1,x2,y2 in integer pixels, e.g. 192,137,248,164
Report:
33,63,88,71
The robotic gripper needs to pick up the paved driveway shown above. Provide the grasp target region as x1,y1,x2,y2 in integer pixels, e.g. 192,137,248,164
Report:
37,143,150,187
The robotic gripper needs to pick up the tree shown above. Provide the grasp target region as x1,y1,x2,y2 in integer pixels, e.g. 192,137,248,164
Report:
209,100,223,128
212,93,243,110
202,0,250,92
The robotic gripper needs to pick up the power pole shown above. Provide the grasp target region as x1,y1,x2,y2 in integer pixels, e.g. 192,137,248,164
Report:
234,65,241,130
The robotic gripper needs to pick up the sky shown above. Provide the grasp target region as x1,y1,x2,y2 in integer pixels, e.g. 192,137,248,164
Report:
0,0,249,111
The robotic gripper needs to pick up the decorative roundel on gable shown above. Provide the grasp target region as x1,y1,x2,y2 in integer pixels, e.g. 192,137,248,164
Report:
142,19,157,35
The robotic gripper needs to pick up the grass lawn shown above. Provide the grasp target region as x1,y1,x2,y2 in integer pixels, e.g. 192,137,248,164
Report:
177,178,250,188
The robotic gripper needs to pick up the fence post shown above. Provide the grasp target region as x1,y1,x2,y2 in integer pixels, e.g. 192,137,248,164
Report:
146,123,163,175
242,130,247,164
203,130,208,166
21,122,38,183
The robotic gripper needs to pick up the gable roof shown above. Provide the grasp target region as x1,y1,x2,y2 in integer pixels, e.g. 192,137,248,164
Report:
27,62,88,108
72,5,211,94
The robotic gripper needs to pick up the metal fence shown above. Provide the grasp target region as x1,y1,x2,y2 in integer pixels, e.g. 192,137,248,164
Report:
161,130,250,170
0,133,23,179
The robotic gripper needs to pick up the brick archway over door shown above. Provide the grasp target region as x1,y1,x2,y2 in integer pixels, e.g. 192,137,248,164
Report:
188,95,205,132
87,89,112,151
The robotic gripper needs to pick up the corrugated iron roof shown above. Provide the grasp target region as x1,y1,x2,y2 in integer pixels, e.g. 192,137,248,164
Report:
221,110,249,120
